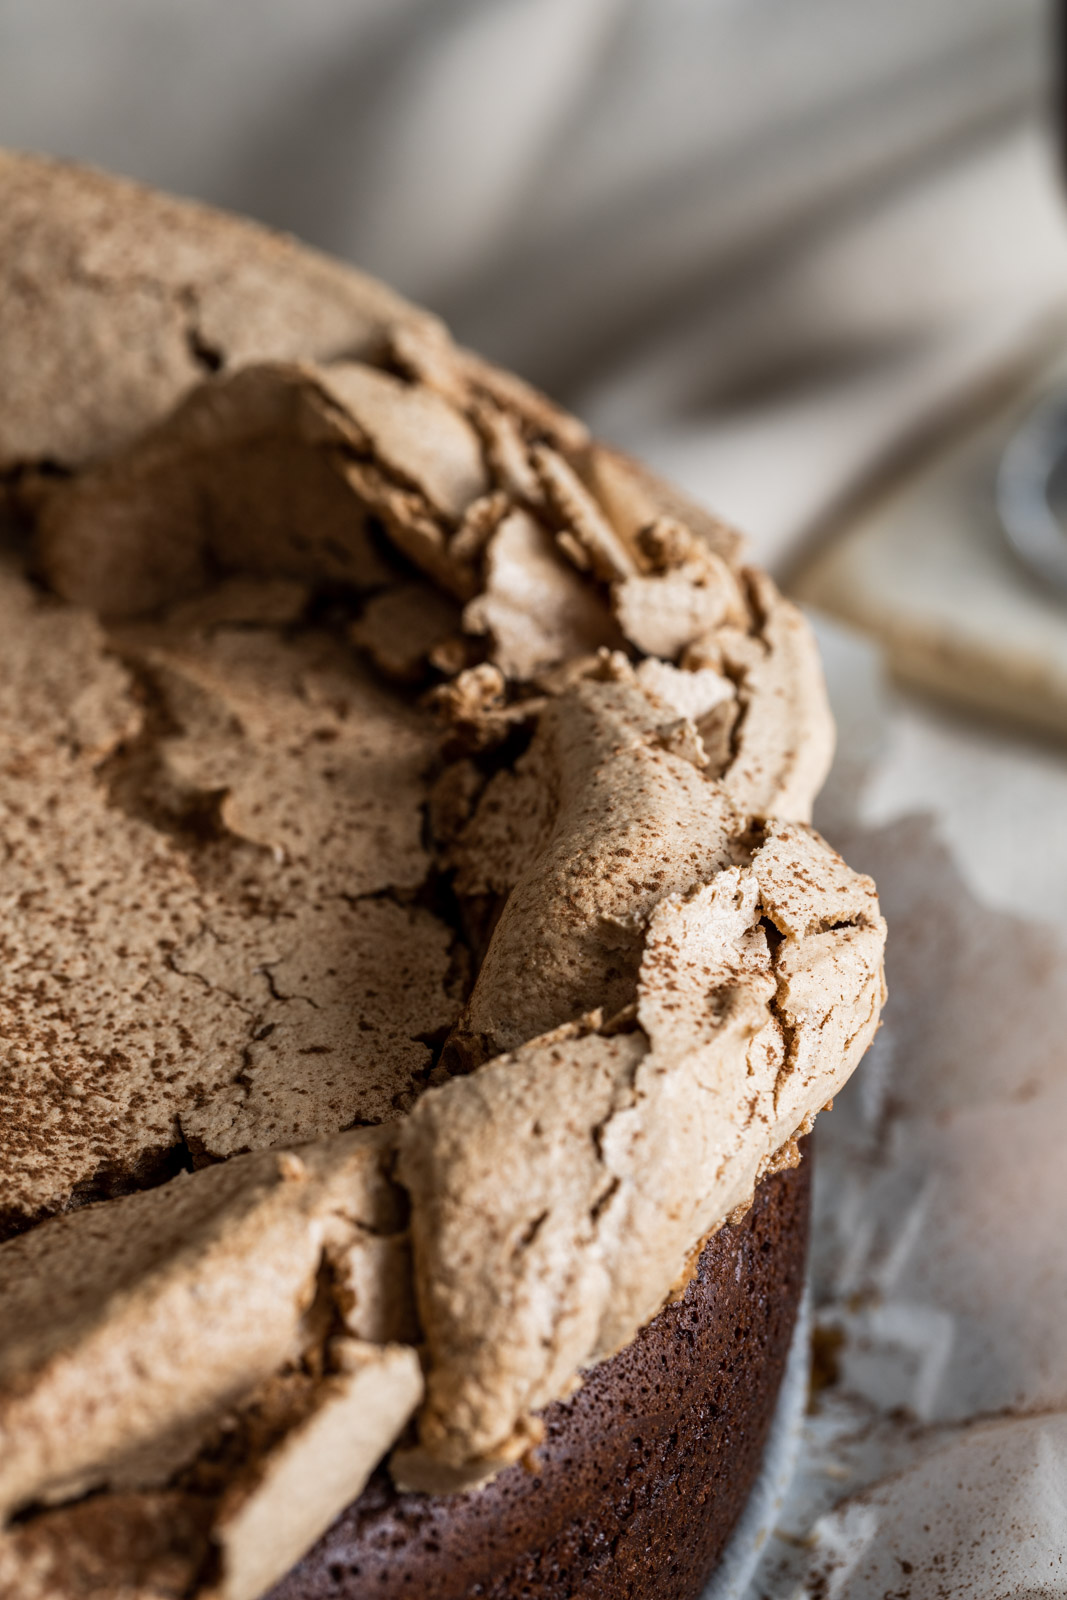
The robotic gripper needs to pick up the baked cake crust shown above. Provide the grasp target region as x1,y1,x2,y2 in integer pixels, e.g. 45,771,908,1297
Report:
0,153,885,1600
269,1153,811,1600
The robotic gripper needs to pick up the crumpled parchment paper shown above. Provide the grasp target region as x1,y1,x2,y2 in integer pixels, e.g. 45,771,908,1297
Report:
741,616,1067,1599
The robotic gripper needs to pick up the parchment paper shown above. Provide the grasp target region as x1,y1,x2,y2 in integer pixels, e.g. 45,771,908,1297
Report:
740,617,1067,1599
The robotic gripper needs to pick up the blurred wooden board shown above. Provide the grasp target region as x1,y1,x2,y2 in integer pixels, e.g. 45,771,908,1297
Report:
793,350,1067,739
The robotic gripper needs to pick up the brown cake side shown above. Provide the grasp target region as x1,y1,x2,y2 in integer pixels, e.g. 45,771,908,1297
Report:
269,1148,810,1600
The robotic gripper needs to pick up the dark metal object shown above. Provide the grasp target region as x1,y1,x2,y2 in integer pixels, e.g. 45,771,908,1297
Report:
995,2,1067,596
998,391,1067,596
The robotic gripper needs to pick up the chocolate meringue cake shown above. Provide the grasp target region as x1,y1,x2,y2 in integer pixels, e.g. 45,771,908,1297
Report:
0,153,886,1600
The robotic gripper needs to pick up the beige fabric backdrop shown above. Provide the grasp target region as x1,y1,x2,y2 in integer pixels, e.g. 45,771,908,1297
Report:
0,0,1055,564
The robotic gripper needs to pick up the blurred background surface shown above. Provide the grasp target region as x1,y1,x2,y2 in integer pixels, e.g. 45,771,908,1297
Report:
3,4,1067,1596
0,0,1059,560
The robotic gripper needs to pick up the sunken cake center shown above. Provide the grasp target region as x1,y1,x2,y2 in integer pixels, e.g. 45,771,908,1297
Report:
0,560,467,1229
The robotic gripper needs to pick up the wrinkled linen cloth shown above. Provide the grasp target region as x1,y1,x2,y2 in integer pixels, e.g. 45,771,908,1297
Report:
5,3,1067,1596
0,0,1060,570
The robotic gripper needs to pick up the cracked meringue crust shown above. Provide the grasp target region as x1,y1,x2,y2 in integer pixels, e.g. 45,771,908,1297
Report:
273,1153,811,1600
0,152,885,1600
